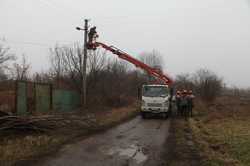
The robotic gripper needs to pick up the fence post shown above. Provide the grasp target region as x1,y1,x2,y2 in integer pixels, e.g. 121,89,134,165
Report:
50,84,53,110
14,80,18,115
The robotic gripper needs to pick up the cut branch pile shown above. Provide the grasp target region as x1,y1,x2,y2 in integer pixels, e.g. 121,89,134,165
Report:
0,115,96,132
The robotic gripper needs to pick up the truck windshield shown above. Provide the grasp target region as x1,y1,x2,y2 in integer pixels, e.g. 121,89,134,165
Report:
142,86,169,97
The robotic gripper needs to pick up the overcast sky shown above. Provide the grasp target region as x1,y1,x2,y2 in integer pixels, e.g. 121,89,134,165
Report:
1,0,250,88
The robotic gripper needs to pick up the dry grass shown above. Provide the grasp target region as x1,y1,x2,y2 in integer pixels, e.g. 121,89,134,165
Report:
166,118,201,166
190,96,250,166
96,105,138,126
0,135,64,165
0,105,138,165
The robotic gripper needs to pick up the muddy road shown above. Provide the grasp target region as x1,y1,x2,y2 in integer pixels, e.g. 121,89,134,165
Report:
36,116,170,166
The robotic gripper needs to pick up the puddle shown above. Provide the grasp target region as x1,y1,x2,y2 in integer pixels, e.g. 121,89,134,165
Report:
119,148,137,157
107,148,115,155
133,151,148,164
106,144,148,164
116,135,125,139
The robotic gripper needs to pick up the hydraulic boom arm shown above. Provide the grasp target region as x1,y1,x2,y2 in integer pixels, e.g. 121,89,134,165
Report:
93,42,173,85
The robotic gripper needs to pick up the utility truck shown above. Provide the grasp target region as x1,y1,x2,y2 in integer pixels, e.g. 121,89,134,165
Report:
88,38,174,119
141,84,171,118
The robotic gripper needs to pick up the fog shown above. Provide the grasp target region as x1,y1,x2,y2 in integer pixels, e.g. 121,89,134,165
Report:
1,0,250,88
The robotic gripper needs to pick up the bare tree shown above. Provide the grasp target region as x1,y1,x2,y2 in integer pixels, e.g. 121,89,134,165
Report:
139,50,164,69
174,73,194,90
87,49,108,73
0,68,7,81
138,50,165,83
193,69,223,102
11,55,30,80
49,44,153,107
49,44,83,90
0,44,16,80
0,44,15,67
50,45,63,81
32,71,53,83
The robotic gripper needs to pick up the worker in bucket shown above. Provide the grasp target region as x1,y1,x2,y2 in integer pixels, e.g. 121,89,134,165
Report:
187,90,195,117
88,26,98,44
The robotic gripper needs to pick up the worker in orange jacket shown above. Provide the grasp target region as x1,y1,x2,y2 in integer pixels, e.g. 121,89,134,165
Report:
175,90,181,116
180,89,188,119
187,90,195,117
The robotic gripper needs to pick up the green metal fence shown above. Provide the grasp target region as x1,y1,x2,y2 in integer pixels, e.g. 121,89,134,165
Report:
35,83,52,113
16,81,28,115
15,81,80,115
0,80,16,115
53,90,80,112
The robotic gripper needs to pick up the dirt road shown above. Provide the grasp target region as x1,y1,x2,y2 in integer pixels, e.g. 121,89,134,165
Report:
36,116,170,166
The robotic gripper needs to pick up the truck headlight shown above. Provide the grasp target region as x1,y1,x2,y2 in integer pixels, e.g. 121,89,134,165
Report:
141,100,146,107
164,100,169,106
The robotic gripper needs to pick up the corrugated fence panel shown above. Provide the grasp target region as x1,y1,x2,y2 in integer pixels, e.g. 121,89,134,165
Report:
0,81,16,114
35,84,51,113
17,82,28,115
53,90,80,112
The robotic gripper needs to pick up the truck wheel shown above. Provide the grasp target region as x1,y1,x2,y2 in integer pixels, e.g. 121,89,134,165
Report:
141,112,146,119
162,113,168,119
168,105,172,117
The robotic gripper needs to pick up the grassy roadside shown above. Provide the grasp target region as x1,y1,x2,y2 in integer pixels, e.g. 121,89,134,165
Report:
165,117,201,166
189,96,250,166
0,105,139,165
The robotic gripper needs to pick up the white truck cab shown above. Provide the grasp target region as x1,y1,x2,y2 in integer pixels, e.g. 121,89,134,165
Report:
140,84,171,118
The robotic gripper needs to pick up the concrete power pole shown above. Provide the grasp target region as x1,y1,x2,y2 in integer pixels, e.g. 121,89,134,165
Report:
82,19,88,108
76,19,89,109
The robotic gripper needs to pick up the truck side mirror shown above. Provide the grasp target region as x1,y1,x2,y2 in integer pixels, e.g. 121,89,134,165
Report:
169,87,174,102
138,87,141,100
170,87,174,97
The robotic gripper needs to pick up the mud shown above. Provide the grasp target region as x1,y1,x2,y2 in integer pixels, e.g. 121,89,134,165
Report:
35,116,170,166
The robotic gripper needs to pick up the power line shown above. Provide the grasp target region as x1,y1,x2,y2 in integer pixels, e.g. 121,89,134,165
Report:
37,0,62,11
36,0,81,19
0,47,10,50
36,0,134,21
7,41,50,47
3,0,150,22
1,39,76,48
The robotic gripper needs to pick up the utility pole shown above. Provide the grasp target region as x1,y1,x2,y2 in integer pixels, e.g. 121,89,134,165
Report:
76,19,88,109
83,19,88,108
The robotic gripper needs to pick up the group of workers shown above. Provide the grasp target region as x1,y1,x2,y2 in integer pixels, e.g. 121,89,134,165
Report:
88,26,195,119
175,89,195,118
